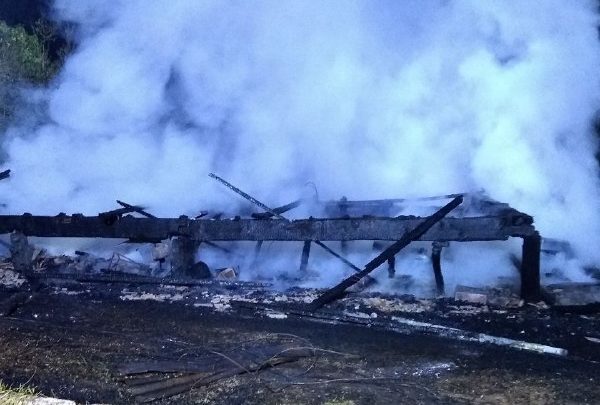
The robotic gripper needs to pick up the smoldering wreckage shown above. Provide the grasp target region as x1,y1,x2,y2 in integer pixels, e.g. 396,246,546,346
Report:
0,169,599,404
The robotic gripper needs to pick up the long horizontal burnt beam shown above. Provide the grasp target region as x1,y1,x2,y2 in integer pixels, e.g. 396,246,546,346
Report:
0,212,535,242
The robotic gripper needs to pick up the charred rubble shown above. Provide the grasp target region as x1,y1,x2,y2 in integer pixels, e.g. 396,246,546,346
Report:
0,173,543,305
1,173,600,403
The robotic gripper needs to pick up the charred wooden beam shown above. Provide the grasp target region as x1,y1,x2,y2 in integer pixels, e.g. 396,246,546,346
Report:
0,169,10,181
308,196,463,311
0,213,536,241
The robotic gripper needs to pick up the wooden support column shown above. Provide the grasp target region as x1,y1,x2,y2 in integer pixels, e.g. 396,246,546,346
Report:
10,231,33,273
170,236,196,278
299,241,311,272
431,241,447,296
521,232,541,302
387,256,396,278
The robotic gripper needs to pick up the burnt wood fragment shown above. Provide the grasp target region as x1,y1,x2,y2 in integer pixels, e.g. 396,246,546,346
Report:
98,207,136,225
122,340,314,402
251,199,302,219
116,200,156,218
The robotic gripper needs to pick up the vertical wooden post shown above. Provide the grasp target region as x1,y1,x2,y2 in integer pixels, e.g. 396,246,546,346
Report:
170,236,196,277
299,241,311,272
10,231,33,273
387,256,396,278
431,241,446,296
521,232,541,302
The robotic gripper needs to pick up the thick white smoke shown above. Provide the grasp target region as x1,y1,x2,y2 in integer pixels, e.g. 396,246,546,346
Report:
1,1,600,285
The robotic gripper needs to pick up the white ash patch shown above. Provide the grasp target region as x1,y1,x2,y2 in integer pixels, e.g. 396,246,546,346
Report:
265,311,288,319
192,302,214,309
52,287,85,296
160,285,189,292
343,310,378,319
446,305,490,315
120,290,186,302
360,297,433,313
199,293,262,311
411,361,457,377
282,291,319,304
0,266,26,288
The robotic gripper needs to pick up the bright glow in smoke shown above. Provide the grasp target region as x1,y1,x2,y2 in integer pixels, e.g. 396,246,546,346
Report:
1,0,599,285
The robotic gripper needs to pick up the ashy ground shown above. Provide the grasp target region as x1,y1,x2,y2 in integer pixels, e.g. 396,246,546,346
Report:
0,271,599,404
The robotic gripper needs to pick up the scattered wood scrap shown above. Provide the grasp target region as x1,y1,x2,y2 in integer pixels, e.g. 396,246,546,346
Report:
119,337,315,402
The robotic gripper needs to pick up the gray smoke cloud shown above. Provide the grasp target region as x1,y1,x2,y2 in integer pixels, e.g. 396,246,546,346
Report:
1,0,599,285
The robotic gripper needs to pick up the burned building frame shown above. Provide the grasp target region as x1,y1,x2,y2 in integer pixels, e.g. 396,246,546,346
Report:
0,174,542,305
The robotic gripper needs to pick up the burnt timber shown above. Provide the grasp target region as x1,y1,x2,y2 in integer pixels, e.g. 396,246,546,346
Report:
0,212,534,241
0,194,541,302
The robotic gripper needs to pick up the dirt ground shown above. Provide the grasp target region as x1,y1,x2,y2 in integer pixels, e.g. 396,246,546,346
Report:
0,279,599,404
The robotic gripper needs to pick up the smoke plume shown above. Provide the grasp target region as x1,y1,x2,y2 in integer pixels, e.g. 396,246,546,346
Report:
1,1,600,285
